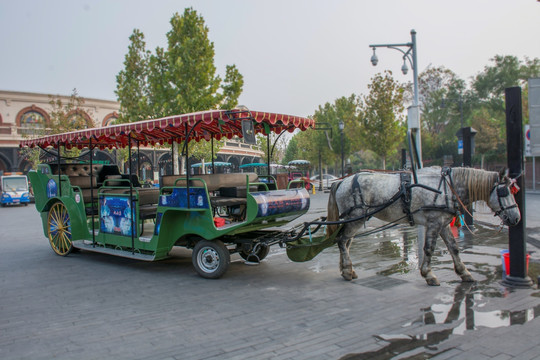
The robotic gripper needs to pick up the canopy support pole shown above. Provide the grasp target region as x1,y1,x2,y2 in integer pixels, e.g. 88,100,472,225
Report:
184,123,190,208
172,142,179,175
267,132,271,176
137,140,141,181
211,135,215,174
128,134,135,254
57,142,62,197
89,138,96,246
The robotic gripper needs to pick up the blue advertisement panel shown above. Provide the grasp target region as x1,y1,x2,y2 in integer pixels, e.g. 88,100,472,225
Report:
100,195,135,236
159,187,209,209
252,189,310,218
46,179,57,198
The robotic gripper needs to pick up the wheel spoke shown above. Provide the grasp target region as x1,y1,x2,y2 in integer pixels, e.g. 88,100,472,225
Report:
51,207,61,226
52,232,60,248
48,203,72,256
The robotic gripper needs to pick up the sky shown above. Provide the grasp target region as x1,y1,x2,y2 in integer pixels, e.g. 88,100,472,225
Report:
1,0,539,118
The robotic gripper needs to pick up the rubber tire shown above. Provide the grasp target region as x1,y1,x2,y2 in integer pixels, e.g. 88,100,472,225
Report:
192,240,230,279
47,202,73,256
240,244,270,261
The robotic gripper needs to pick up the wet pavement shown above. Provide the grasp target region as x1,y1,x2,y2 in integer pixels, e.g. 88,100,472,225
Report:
301,190,540,359
1,191,539,359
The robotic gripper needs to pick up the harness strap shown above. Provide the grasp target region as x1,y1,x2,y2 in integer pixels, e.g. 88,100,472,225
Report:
400,172,415,226
339,174,365,218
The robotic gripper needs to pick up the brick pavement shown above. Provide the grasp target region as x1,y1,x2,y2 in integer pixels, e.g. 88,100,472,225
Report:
0,192,539,360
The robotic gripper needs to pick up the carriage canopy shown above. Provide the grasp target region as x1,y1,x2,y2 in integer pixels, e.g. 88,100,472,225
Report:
20,108,315,150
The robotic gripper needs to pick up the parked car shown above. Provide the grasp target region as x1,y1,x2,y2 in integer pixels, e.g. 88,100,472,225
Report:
310,174,339,189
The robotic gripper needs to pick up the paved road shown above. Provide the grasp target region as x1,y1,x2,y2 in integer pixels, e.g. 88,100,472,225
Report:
1,193,539,360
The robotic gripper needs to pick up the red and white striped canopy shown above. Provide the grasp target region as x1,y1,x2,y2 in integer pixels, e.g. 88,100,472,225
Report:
20,108,315,150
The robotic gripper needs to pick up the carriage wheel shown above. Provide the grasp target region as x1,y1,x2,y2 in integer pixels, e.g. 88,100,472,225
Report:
192,240,230,279
240,244,270,262
47,202,73,256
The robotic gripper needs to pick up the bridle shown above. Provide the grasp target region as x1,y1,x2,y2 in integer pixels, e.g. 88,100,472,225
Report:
492,182,518,218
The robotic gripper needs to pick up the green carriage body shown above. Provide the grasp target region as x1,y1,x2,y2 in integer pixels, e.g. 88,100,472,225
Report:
23,109,317,278
29,164,310,261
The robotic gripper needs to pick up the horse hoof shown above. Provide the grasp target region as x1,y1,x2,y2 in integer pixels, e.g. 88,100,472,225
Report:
351,270,358,279
426,278,440,286
341,272,354,281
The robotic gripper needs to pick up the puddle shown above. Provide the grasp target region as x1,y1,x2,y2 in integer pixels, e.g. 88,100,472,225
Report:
334,224,540,359
341,281,540,359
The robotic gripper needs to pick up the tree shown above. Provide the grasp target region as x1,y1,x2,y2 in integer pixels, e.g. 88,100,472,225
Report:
188,137,226,174
470,107,505,167
115,29,152,123
358,71,406,169
469,55,540,167
309,96,358,174
115,8,244,172
20,89,92,169
282,135,299,165
401,66,467,165
257,131,288,166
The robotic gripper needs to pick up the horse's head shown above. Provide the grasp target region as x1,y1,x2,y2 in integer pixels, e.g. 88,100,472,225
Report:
487,169,521,226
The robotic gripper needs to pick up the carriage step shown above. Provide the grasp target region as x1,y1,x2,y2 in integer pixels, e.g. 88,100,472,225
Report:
72,240,156,261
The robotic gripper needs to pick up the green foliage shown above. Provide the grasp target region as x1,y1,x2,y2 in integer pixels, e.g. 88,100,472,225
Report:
301,55,539,171
164,9,221,112
358,71,406,169
20,89,90,168
48,89,91,133
257,131,288,165
473,55,536,102
115,8,243,170
115,29,152,123
311,96,358,165
282,135,299,164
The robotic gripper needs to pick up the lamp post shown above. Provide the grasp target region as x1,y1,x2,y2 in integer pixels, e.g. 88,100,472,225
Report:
339,120,344,177
369,29,422,169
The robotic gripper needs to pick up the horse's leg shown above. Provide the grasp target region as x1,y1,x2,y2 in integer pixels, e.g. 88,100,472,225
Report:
420,225,440,286
337,232,357,281
439,225,474,282
346,237,358,279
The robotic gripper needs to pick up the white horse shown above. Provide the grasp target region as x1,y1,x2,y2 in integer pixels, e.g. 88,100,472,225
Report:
326,167,520,286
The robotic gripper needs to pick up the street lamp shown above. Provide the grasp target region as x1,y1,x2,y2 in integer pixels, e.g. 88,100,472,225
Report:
339,120,344,177
369,29,422,169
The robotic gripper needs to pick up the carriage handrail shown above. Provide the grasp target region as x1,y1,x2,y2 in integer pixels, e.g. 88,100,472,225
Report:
287,178,305,190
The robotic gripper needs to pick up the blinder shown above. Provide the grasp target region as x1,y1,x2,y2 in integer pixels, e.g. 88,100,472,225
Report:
493,182,518,219
496,185,509,198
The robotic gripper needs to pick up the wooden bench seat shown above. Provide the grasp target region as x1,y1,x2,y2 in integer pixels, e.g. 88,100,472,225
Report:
51,164,159,217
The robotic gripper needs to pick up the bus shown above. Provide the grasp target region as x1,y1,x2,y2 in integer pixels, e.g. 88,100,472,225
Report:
1,173,31,206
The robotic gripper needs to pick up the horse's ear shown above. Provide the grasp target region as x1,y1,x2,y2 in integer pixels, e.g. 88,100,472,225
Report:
499,168,510,182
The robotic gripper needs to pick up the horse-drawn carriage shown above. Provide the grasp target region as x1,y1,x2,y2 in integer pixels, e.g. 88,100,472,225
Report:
22,108,333,279
21,107,522,284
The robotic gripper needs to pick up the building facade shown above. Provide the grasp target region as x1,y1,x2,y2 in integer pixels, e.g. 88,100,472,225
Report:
0,90,263,179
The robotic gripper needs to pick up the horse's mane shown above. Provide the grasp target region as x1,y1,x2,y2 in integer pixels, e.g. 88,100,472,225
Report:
451,167,499,203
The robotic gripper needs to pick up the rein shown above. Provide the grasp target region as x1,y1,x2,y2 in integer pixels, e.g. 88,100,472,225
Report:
439,168,473,219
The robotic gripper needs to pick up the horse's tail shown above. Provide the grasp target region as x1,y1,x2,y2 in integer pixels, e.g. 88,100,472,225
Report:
326,181,341,238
